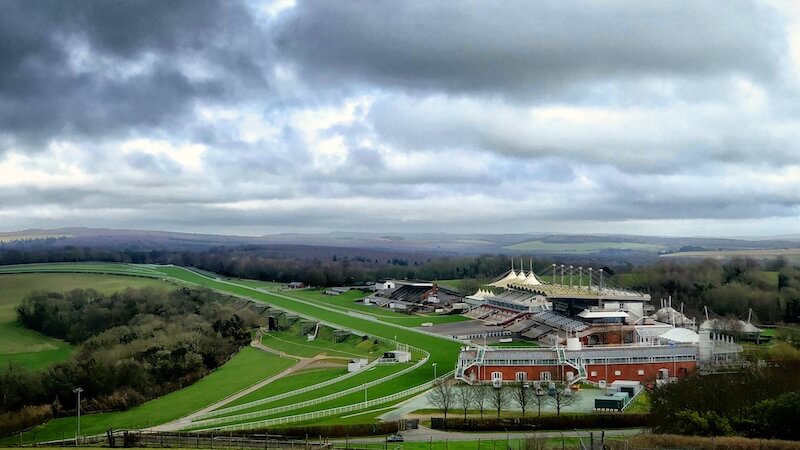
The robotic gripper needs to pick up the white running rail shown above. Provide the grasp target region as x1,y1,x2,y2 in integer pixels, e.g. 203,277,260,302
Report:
185,353,429,428
194,371,455,432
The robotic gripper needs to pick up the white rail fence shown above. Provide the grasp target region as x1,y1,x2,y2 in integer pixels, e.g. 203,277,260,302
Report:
200,371,455,432
185,353,430,429
190,359,379,421
189,336,429,423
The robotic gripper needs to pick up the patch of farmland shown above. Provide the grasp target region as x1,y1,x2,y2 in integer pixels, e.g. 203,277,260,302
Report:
505,240,665,253
661,248,800,262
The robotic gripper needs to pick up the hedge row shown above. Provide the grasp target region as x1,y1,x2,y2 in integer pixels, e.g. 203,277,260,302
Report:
431,414,652,431
248,422,401,438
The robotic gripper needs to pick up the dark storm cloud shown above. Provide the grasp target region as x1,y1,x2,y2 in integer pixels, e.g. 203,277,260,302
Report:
2,0,799,237
0,0,271,148
273,0,783,98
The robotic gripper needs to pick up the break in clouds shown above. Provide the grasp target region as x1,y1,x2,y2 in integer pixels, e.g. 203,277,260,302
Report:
1,0,800,236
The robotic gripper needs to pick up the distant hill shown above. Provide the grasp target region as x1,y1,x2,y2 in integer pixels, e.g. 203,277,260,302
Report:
2,228,799,263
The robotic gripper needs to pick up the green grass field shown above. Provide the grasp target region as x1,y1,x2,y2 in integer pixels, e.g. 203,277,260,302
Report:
3,264,463,437
9,348,295,444
505,240,665,253
213,363,410,419
224,367,347,408
0,273,170,370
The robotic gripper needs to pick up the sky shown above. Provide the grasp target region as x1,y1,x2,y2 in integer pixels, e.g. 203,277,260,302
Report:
2,0,800,237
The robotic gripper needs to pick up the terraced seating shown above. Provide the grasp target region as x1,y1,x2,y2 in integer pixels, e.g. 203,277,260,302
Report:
533,311,589,332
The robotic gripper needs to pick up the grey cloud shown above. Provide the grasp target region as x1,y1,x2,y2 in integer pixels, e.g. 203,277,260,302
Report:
0,0,271,149
273,0,784,99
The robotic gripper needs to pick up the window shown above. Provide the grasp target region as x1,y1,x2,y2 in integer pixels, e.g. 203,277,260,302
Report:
492,372,503,381
515,372,527,382
540,371,551,381
637,370,645,376
614,370,622,376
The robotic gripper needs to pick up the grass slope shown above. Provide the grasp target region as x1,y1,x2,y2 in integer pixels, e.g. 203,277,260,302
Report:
11,348,295,444
260,326,392,359
0,273,169,370
224,368,347,408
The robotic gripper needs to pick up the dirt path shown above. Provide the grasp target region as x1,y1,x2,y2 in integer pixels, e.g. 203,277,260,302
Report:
149,338,344,431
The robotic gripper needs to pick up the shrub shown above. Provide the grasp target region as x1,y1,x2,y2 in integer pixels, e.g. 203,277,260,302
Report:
430,414,651,431
0,405,52,438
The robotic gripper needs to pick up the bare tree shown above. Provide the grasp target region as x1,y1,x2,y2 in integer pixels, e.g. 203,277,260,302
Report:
455,384,475,420
511,381,534,417
428,379,455,419
471,383,491,418
488,385,509,418
532,385,548,417
547,382,578,416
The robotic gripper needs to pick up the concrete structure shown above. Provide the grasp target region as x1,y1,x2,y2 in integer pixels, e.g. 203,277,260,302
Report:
384,350,411,363
348,358,369,372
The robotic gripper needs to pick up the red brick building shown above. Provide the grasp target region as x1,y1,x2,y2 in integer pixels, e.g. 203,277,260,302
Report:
456,339,700,385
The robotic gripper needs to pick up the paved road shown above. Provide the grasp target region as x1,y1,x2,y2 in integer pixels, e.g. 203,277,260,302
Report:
340,425,648,444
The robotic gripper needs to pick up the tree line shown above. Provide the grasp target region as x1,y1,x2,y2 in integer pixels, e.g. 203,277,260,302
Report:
3,245,800,322
649,359,800,440
1,287,265,436
623,257,800,324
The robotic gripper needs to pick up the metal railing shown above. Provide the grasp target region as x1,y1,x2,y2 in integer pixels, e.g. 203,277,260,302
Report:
185,354,430,429
188,358,381,422
203,371,455,432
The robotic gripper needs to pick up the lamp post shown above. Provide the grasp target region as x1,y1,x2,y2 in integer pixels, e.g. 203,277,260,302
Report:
432,362,438,379
73,387,83,444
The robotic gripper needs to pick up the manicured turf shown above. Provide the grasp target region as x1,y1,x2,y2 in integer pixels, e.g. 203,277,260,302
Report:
215,363,410,418
228,279,285,290
0,273,170,370
224,367,348,407
10,348,296,444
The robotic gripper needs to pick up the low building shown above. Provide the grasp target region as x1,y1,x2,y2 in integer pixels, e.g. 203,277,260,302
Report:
456,332,741,385
383,350,411,363
348,358,369,372
287,281,305,289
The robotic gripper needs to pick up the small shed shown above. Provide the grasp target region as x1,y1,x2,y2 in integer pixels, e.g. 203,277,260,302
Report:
595,395,625,411
384,350,411,363
288,282,305,289
348,358,368,372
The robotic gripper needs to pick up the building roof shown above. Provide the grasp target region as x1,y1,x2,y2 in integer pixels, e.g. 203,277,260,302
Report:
389,285,434,303
700,319,763,334
578,310,629,319
659,327,700,344
461,344,698,361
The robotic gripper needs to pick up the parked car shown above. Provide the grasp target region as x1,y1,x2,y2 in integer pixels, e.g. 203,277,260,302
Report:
387,434,404,443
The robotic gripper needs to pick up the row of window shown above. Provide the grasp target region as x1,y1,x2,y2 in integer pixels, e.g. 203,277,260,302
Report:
475,355,696,366
492,371,552,382
490,368,662,381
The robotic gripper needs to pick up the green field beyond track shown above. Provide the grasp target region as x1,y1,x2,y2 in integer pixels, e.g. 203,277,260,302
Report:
0,272,170,370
